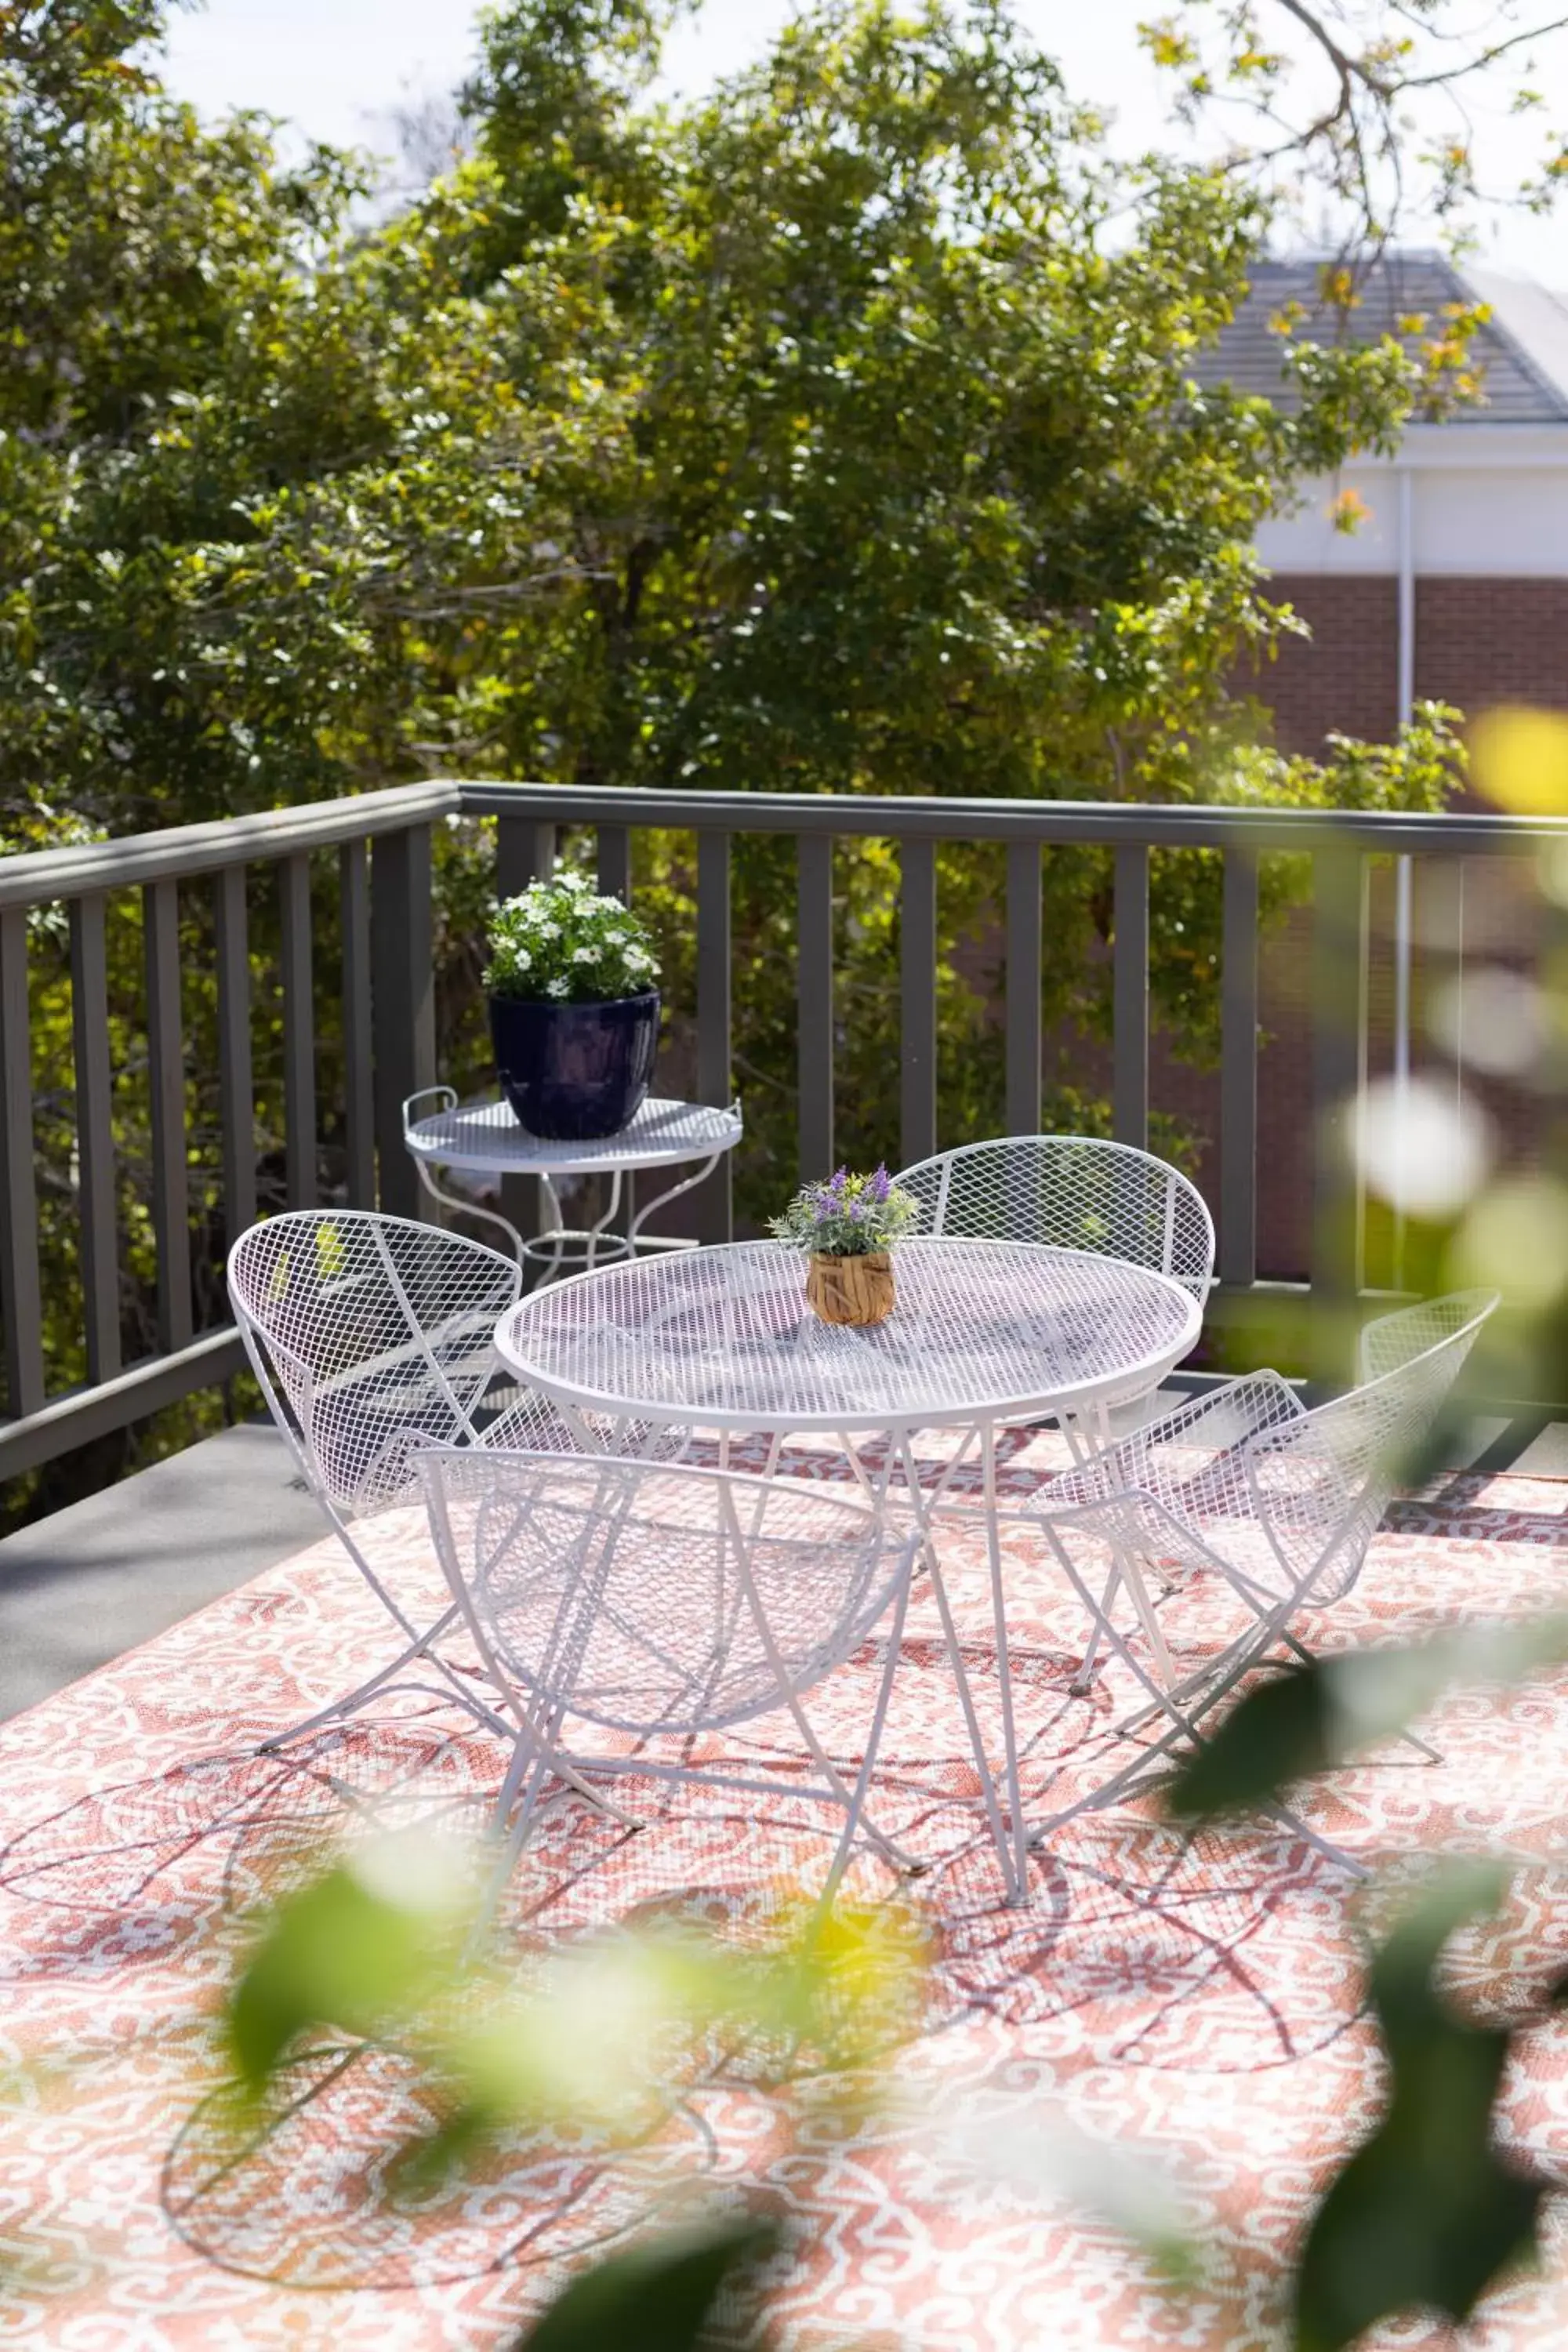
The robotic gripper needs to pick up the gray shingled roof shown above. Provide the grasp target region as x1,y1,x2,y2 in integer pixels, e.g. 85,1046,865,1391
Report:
1192,252,1568,423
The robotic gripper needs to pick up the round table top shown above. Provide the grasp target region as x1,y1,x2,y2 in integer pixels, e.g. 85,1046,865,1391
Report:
403,1091,742,1178
493,1237,1203,1435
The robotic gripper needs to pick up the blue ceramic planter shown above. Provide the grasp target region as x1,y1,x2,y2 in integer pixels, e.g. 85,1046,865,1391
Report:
488,990,660,1140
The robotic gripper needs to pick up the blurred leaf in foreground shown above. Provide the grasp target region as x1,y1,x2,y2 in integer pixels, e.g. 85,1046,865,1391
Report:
1164,1615,1568,1823
1294,1865,1544,2351
514,2215,779,2352
226,1825,477,2092
1472,706,1568,818
225,1828,928,2167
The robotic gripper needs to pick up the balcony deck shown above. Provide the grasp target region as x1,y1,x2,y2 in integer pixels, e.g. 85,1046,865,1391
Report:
0,1423,321,1722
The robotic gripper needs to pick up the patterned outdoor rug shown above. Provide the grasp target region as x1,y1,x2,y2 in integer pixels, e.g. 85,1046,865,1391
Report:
4,1432,1568,2349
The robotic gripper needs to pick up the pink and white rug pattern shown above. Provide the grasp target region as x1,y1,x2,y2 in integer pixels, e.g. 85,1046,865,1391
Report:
4,1432,1568,2348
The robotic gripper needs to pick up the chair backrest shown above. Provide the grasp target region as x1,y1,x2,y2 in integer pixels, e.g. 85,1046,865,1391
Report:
227,1211,521,1517
1357,1288,1497,1385
1245,1289,1498,1604
416,1447,904,1737
895,1135,1214,1300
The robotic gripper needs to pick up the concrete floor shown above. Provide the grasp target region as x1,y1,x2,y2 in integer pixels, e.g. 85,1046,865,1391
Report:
0,1423,324,1722
0,1396,1563,1727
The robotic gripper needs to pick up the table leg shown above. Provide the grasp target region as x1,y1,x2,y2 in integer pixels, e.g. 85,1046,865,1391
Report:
626,1150,727,1251
1058,1410,1119,1697
834,1429,884,1508
535,1175,568,1285
414,1156,527,1264
1058,1402,1174,1699
980,1420,1032,1903
583,1167,625,1272
891,1428,1024,1905
717,1469,923,1875
834,1421,979,1527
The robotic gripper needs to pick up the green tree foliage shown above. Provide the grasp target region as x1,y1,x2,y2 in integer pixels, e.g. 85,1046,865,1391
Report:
4,0,1462,834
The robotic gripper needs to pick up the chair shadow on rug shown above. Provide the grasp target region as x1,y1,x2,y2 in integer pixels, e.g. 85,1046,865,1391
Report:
156,1798,912,2298
162,2038,724,2292
0,1721,500,1927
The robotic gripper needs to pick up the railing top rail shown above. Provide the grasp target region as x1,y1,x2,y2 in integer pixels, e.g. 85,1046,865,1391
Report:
4,779,1565,911
459,780,1568,856
0,781,459,910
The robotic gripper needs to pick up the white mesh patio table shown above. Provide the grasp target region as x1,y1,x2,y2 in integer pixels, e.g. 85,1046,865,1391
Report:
402,1088,742,1282
494,1237,1203,1903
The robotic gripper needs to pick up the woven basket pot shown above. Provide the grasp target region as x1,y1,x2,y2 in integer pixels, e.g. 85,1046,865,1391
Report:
805,1250,895,1328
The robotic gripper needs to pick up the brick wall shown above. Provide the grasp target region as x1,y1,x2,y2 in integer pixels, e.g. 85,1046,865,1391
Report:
1414,578,1568,719
1256,574,1568,755
1256,575,1400,753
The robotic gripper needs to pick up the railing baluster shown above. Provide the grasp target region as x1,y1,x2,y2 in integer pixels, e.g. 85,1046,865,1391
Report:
372,826,437,1220
496,815,555,901
1005,840,1042,1137
70,895,120,1382
0,906,44,1417
1311,840,1366,1356
339,841,375,1210
899,837,938,1168
280,851,315,1209
695,830,733,1243
1112,842,1149,1151
215,866,256,1247
493,816,555,1254
597,823,631,903
796,833,835,1181
595,824,634,1238
1219,846,1259,1290
144,877,193,1352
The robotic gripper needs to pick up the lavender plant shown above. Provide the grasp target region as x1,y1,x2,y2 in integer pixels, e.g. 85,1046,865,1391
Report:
484,867,661,1004
769,1167,921,1258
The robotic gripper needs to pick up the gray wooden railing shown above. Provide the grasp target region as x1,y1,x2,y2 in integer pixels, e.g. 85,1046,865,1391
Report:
3,779,1566,1480
0,782,452,1477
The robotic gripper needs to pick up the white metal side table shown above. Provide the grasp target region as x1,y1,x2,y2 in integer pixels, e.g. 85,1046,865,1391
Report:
492,1236,1202,1902
402,1089,742,1283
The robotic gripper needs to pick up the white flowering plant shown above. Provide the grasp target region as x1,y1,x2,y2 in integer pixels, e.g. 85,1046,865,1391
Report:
483,867,662,1004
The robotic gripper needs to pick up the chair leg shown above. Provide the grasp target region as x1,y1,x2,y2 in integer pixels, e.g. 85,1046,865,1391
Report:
1278,1626,1443,1765
716,1479,923,1873
815,1562,916,1920
1113,1546,1176,1690
1028,1548,1373,1878
1069,1564,1120,1696
1262,1801,1370,1878
891,1432,1022,1904
980,1425,1033,1905
460,1713,568,1958
1027,1533,1250,1841
259,1608,470,1753
779,1691,924,1873
280,1646,648,1836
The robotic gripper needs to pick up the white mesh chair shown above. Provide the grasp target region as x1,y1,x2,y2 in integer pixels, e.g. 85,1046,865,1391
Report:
1010,1288,1497,1866
415,1447,922,1904
895,1136,1214,1437
896,1135,1214,1301
227,1210,605,1751
1357,1289,1492,1387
